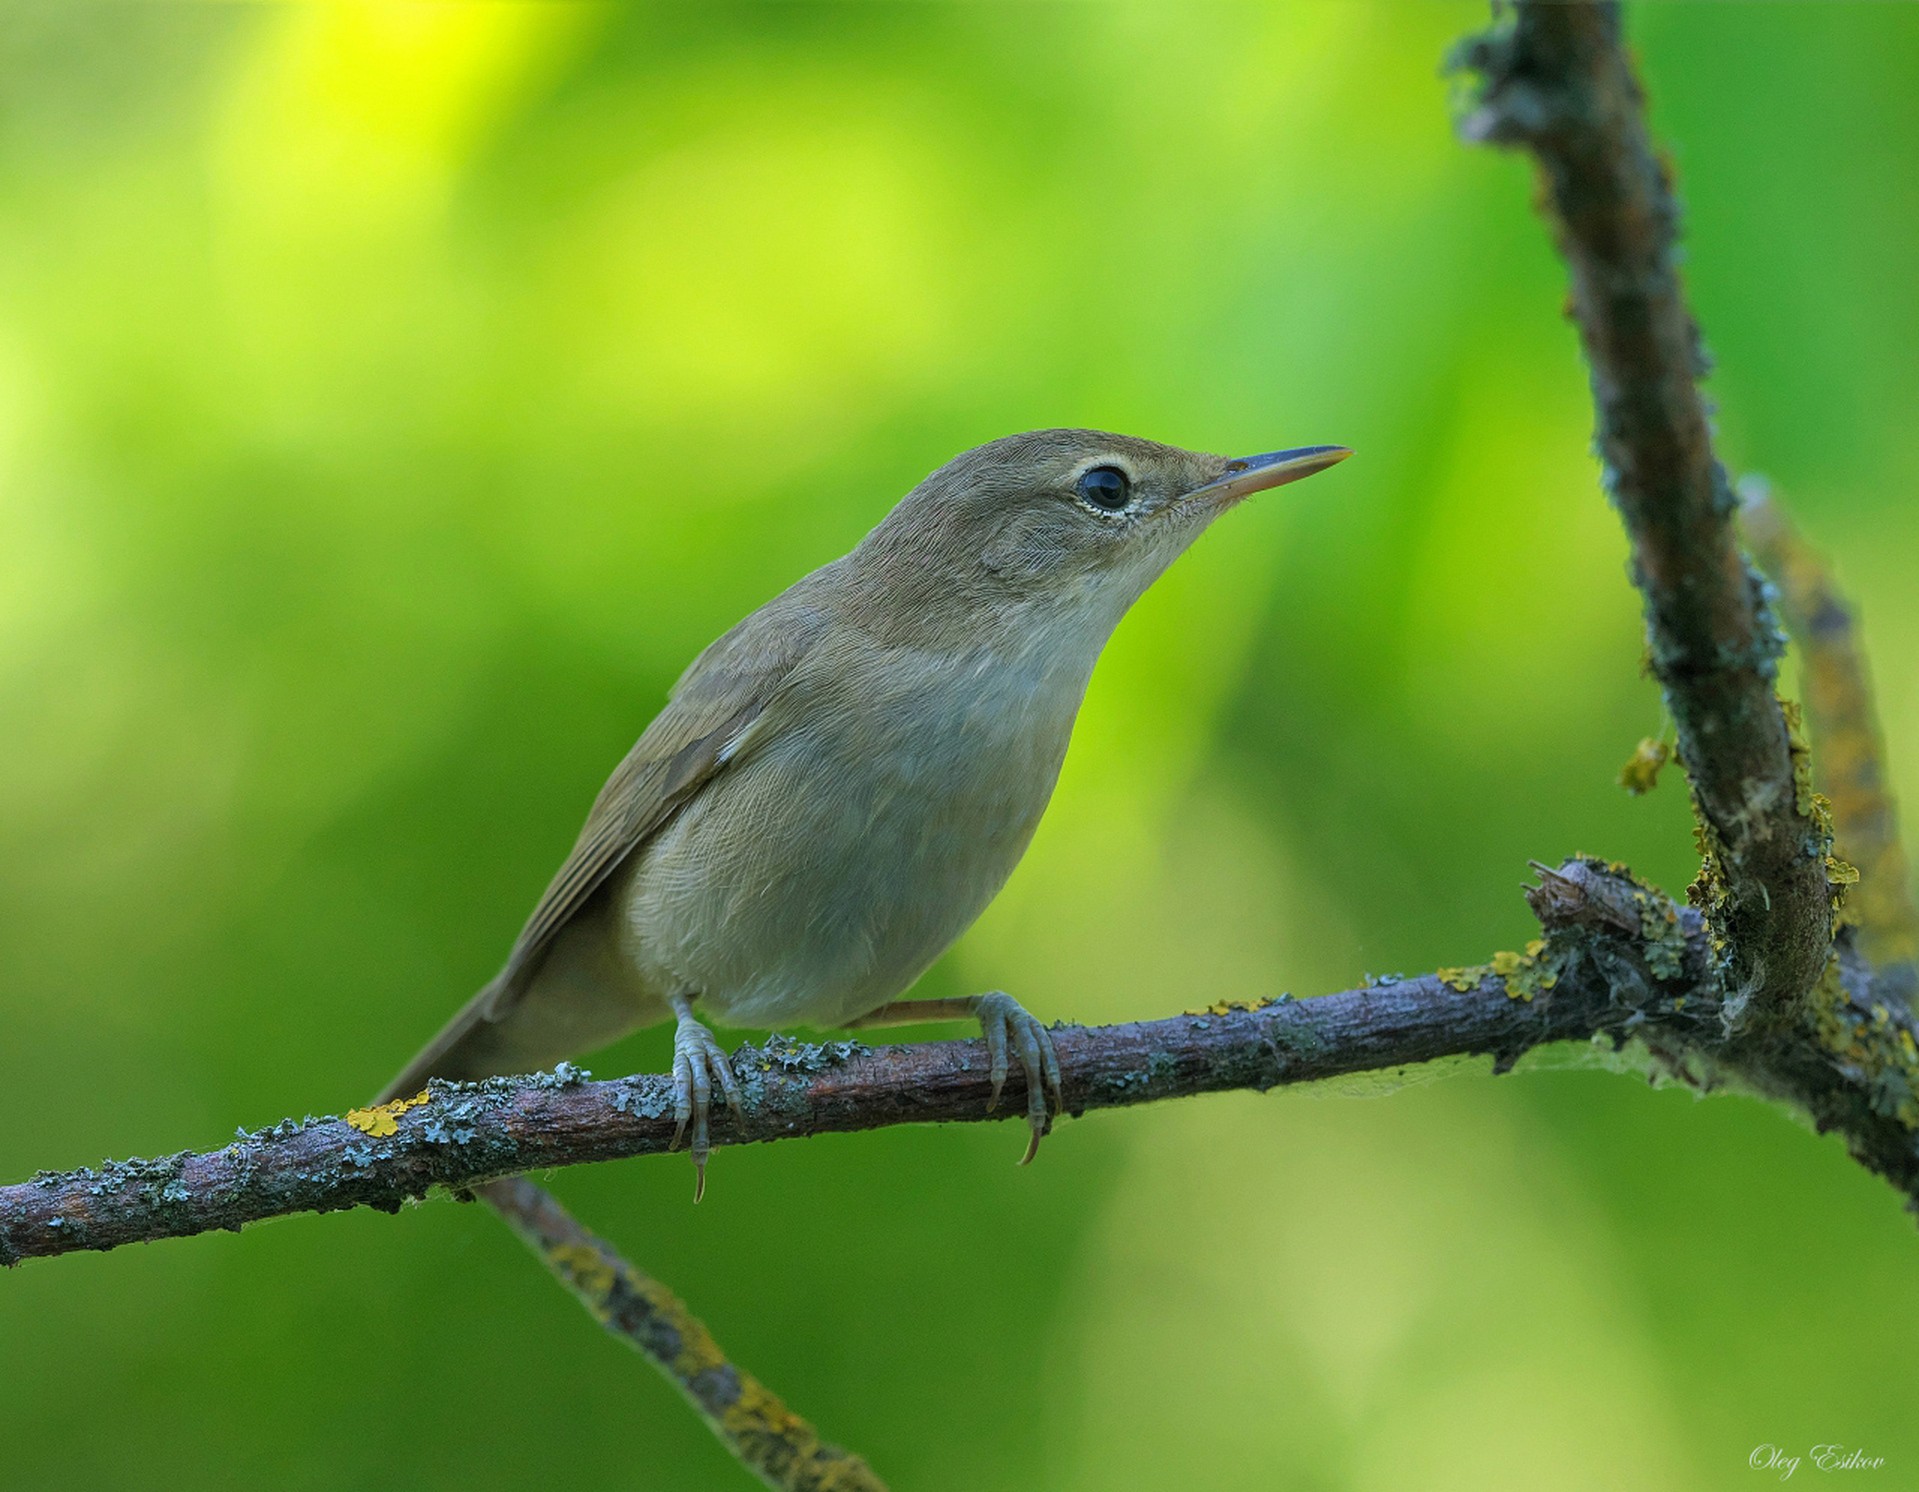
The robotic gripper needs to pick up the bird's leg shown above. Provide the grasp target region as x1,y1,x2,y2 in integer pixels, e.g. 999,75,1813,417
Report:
668,991,744,1202
849,992,1063,1164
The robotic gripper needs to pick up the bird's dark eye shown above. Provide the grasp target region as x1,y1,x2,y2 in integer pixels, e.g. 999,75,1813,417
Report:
1076,465,1132,512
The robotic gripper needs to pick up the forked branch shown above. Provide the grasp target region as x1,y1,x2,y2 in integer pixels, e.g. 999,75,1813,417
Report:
8,854,1919,1270
1456,0,1837,1031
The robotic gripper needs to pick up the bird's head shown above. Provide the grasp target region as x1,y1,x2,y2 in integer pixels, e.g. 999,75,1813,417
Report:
851,429,1350,642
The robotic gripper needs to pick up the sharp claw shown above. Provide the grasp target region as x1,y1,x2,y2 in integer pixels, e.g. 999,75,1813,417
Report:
972,993,1066,1162
1022,1083,1049,1165
669,1007,740,1189
671,1083,690,1152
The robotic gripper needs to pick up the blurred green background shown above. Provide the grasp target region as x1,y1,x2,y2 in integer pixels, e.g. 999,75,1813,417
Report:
3,4,1916,1488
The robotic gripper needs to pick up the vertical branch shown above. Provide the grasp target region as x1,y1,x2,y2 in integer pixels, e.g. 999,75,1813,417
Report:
1455,1,1833,1029
1744,484,1919,987
481,1178,887,1492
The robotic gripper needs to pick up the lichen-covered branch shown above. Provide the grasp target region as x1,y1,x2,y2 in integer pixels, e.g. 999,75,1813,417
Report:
481,1177,886,1492
1744,481,1919,988
1455,1,1835,1030
8,859,1918,1267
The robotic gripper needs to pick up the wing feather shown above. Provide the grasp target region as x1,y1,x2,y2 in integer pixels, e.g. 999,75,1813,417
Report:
372,589,834,1103
479,596,831,1018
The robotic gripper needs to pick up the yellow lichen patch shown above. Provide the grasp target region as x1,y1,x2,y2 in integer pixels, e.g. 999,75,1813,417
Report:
645,1276,731,1381
1487,939,1557,1002
1437,966,1486,993
515,1200,885,1489
1489,950,1532,1002
547,1241,621,1321
1687,816,1734,970
718,1378,887,1491
1617,737,1671,796
619,1267,889,1482
1781,695,1838,870
1687,696,1848,954
1779,697,1844,931
345,1089,430,1138
1202,998,1265,1016
1782,697,1821,821
724,1378,823,1457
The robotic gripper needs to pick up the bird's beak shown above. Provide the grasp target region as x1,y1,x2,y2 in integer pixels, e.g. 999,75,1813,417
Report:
1180,445,1352,509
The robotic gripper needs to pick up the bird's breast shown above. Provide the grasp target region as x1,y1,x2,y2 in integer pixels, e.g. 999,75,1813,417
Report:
618,636,1092,1028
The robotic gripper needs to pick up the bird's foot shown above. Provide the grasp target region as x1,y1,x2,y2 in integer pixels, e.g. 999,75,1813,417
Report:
845,991,1066,1163
668,998,744,1202
974,991,1063,1165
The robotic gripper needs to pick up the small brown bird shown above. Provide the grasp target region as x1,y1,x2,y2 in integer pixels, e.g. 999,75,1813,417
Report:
378,430,1348,1192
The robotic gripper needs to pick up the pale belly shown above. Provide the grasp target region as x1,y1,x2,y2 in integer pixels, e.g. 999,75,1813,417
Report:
613,646,1084,1029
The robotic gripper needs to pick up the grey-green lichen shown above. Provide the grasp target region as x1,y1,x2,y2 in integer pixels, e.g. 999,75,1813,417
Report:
1263,1001,1324,1062
1438,941,1564,1003
744,1034,869,1074
607,1081,672,1120
1615,865,1689,982
1443,857,1694,1008
1808,956,1919,1130
29,1151,193,1207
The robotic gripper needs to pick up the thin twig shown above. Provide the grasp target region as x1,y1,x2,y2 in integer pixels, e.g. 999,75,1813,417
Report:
1743,481,1919,988
1456,1,1835,1030
8,859,1919,1267
481,1177,886,1492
